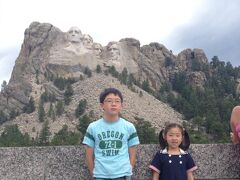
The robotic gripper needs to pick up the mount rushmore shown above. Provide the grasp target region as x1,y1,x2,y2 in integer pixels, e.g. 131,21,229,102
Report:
0,22,212,137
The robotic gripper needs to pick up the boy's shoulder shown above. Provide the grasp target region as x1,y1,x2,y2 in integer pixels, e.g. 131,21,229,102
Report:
120,118,136,127
88,118,135,128
88,118,103,127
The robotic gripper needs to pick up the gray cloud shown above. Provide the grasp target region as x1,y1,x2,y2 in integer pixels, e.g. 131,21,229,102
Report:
164,0,240,66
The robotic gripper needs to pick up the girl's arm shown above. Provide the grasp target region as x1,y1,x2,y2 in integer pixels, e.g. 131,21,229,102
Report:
152,171,159,180
187,171,194,180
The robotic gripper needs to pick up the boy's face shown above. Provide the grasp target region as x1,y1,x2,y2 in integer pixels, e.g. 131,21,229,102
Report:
101,93,122,119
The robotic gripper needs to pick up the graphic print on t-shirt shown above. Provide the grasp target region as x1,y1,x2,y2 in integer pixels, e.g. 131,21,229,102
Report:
97,130,124,156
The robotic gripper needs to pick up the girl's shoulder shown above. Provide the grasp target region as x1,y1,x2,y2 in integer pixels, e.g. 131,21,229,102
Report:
159,148,189,155
159,148,193,159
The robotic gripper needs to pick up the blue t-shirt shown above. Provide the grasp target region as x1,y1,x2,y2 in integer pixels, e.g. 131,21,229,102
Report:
149,148,197,180
82,118,140,178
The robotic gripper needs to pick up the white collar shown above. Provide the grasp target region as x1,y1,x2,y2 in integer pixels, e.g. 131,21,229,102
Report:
161,148,187,155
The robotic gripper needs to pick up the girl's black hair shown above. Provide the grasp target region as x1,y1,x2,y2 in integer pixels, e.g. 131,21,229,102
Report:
159,123,190,151
99,88,123,104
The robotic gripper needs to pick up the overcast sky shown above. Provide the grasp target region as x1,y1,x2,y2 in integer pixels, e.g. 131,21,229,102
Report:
0,0,239,84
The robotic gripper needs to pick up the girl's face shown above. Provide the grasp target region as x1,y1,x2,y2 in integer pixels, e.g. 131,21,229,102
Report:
165,127,183,149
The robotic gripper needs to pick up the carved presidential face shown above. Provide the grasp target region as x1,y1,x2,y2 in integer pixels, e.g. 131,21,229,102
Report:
93,43,103,55
109,43,120,59
67,27,82,43
82,34,93,48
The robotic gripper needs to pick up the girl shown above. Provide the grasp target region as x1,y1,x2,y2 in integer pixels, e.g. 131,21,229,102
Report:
149,123,197,180
230,106,240,144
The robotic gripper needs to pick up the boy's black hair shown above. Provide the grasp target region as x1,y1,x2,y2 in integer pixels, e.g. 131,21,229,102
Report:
159,123,190,151
99,88,123,104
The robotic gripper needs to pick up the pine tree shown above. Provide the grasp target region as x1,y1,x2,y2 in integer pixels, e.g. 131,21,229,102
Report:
56,100,64,116
38,120,51,146
75,99,87,118
51,125,81,145
127,73,135,87
23,96,35,114
0,125,31,147
78,114,91,137
38,100,45,122
9,109,18,120
108,65,118,78
0,110,8,124
35,69,39,84
79,75,84,81
165,57,173,67
48,103,56,121
119,68,128,85
134,117,158,144
53,77,65,90
84,67,92,77
142,79,151,93
1,80,7,92
40,92,48,102
96,64,102,73
64,84,74,105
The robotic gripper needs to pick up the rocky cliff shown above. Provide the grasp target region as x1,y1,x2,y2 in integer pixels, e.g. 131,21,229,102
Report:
0,22,211,137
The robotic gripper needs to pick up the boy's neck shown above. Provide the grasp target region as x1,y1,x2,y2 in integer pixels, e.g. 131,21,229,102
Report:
103,114,119,122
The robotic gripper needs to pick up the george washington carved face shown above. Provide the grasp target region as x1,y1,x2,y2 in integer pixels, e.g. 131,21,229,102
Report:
67,27,82,43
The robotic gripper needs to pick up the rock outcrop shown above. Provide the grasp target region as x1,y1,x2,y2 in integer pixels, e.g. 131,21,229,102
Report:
0,22,212,136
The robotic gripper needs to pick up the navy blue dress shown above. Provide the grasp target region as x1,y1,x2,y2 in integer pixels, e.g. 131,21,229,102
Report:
149,149,197,180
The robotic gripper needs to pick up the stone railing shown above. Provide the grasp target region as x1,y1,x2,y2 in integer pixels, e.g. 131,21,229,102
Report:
0,144,239,180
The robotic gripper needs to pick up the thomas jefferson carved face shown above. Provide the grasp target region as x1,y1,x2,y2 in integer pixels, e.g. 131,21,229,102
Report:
82,34,93,48
67,27,82,43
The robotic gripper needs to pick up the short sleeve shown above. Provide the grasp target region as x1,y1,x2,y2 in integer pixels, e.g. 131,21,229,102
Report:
186,154,198,172
127,124,140,147
82,123,95,148
149,152,162,174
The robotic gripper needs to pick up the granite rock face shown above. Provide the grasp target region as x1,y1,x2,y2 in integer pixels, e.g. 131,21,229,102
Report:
0,22,210,110
0,74,183,138
0,144,239,180
0,22,214,136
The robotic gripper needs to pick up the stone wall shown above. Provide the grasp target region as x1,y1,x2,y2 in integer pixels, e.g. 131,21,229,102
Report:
0,144,239,180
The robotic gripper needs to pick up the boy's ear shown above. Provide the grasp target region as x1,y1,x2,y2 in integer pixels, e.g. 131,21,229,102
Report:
100,103,104,110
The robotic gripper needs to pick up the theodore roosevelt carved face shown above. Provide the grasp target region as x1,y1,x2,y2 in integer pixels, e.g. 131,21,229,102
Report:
93,43,103,56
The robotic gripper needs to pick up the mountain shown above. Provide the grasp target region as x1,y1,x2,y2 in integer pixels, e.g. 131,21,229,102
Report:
0,22,239,145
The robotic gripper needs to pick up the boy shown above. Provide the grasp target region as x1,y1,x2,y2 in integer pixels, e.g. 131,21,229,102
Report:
82,88,140,180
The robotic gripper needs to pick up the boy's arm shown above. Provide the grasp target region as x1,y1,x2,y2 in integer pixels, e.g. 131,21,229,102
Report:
85,145,94,177
129,145,137,168
187,172,194,180
152,171,159,180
